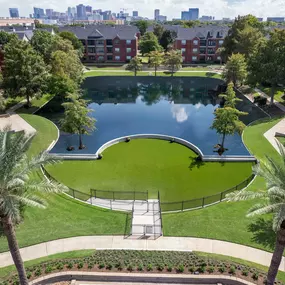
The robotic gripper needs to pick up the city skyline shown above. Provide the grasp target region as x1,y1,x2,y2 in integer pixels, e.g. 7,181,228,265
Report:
0,0,284,20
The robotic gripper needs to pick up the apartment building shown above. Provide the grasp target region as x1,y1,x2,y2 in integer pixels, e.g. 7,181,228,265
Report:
59,25,139,63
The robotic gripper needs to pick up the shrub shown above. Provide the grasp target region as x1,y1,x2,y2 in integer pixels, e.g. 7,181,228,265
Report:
242,269,249,276
229,266,236,274
258,97,267,106
207,266,215,273
252,272,259,280
88,263,94,269
157,264,164,271
219,266,226,273
57,262,64,270
167,265,173,272
115,261,123,270
253,94,261,103
106,263,113,270
199,266,206,273
137,264,143,271
77,262,84,269
45,265,53,274
188,266,195,273
67,262,73,269
147,264,153,271
99,263,105,269
34,267,42,276
177,264,184,273
127,264,133,272
26,272,32,279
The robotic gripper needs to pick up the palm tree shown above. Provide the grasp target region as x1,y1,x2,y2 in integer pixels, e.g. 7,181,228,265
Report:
0,128,67,285
227,142,285,285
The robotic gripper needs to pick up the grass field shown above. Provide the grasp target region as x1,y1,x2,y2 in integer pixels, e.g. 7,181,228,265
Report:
47,139,253,203
162,117,281,251
83,71,221,79
0,114,127,253
258,85,284,104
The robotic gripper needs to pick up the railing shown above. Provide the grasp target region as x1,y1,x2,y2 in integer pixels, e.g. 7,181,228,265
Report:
91,189,148,201
160,174,255,213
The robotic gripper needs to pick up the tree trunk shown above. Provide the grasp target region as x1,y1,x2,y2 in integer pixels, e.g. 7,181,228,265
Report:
79,133,84,149
155,65,157,77
26,94,30,107
266,221,285,285
270,86,275,105
221,133,226,149
1,215,28,285
135,69,137,77
171,65,174,77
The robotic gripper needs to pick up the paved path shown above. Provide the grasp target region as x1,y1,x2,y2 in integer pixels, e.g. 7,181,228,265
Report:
0,235,283,271
84,69,222,74
264,118,285,154
0,113,36,135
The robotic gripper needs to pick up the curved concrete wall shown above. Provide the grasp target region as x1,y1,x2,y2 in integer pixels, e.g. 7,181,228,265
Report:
95,134,204,157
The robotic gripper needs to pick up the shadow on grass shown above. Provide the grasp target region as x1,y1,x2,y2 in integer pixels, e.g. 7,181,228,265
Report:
188,156,205,170
248,217,276,250
206,72,216,77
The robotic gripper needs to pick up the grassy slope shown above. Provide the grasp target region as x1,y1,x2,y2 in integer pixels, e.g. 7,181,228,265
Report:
83,71,221,79
162,117,282,251
47,139,252,203
0,115,127,253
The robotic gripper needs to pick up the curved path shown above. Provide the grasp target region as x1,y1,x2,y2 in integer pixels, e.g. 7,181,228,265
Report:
0,236,283,271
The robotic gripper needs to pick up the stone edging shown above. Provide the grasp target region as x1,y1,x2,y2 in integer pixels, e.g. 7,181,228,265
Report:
29,271,256,285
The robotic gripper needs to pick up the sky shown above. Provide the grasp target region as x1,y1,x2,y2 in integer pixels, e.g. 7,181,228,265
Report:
0,0,285,20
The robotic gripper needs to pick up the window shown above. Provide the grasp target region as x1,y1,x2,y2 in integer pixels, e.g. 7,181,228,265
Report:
115,56,120,60
98,56,104,61
80,40,86,46
200,40,207,46
208,40,216,46
126,40,132,44
192,48,198,53
115,48,120,53
88,47,96,53
107,47,113,53
181,40,186,45
193,40,198,45
87,40,95,46
96,40,104,45
219,40,224,45
192,56,197,61
106,39,113,45
217,56,221,60
182,56,185,62
107,55,113,60
126,48,131,53
97,48,105,54
89,56,96,60
181,48,186,53
126,56,132,60
114,39,120,44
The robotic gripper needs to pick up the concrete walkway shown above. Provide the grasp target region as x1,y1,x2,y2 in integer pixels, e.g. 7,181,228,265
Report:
264,118,285,154
0,113,36,135
0,236,283,271
84,69,222,74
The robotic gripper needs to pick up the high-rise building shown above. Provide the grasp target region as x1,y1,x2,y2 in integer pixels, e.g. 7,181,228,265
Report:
76,4,87,20
133,11,138,17
46,9,53,18
189,8,199,20
85,6,92,13
33,7,45,19
154,9,160,21
102,10,112,20
9,8,19,18
71,7,76,16
267,17,285,23
181,11,189,20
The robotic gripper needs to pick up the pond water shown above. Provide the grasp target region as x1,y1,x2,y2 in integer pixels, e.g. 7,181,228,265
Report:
39,76,267,155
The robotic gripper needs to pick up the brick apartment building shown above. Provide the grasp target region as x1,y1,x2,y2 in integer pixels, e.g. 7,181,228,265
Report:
148,25,229,64
59,25,139,63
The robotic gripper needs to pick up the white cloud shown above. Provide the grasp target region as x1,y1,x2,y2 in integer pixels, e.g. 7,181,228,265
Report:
171,104,188,123
0,0,284,20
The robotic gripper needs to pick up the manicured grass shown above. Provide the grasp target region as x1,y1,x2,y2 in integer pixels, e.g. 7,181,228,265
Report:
162,117,282,251
16,94,54,114
47,139,252,203
277,137,285,147
0,250,94,279
258,85,284,104
85,65,126,70
83,71,221,79
0,114,127,253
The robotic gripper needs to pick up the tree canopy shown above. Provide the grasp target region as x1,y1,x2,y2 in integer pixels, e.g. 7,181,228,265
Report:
164,50,182,76
134,20,149,36
160,29,177,51
59,31,84,56
139,32,162,55
219,82,242,108
148,51,164,76
126,56,142,76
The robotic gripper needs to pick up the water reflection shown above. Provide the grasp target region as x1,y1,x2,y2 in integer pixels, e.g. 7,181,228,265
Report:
38,77,267,155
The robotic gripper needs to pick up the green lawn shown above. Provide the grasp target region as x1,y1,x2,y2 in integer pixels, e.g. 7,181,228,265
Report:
0,114,127,253
47,139,252,203
83,71,221,79
162,117,282,251
85,65,126,70
258,85,285,104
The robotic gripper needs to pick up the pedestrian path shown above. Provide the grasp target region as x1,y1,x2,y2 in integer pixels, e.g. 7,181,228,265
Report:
0,235,284,271
264,118,285,154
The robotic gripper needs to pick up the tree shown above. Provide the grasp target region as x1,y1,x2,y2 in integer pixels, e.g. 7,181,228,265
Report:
222,53,247,87
30,30,55,64
3,38,49,106
223,15,265,59
247,29,285,105
148,51,164,76
126,56,142,76
59,31,84,56
0,129,66,285
134,20,149,36
211,107,247,152
160,29,177,51
215,47,225,65
219,82,242,108
0,31,18,46
60,92,96,149
226,143,285,285
153,24,165,41
164,50,182,77
139,32,162,55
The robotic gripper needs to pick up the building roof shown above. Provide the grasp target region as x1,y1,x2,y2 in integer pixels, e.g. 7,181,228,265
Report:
147,25,230,39
58,25,139,40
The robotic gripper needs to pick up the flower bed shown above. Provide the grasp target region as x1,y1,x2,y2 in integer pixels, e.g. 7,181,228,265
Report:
1,250,283,285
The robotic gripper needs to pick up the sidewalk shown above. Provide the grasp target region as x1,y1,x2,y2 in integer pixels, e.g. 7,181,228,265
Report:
0,235,283,271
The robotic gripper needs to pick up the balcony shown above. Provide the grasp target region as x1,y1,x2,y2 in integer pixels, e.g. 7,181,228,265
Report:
208,42,216,47
200,40,207,47
199,48,206,55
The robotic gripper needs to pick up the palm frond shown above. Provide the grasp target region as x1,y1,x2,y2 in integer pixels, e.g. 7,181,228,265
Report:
273,205,285,232
8,194,46,208
247,203,282,217
226,190,267,202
